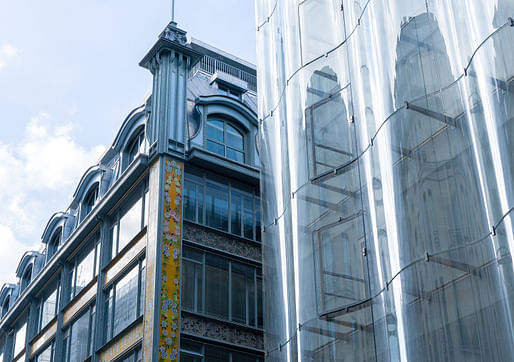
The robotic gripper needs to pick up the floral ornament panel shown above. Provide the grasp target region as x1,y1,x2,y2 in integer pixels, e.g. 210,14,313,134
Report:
159,158,183,361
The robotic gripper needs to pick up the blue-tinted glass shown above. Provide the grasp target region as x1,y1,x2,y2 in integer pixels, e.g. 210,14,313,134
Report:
226,124,243,149
184,180,197,221
207,120,224,142
69,311,90,361
243,196,253,239
206,140,225,156
113,266,138,336
226,148,244,162
231,191,242,236
205,183,229,231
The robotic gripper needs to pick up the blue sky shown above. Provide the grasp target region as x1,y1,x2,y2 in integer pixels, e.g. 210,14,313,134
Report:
0,0,256,283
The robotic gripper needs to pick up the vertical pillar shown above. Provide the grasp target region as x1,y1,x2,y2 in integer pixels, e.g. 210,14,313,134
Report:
142,157,183,361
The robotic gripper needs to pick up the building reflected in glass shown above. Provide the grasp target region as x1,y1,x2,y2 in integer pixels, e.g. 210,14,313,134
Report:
256,0,514,360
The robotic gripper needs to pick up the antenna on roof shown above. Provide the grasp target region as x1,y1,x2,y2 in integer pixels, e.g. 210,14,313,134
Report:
171,0,176,22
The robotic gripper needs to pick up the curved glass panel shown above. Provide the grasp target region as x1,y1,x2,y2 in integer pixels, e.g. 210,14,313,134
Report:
256,0,514,360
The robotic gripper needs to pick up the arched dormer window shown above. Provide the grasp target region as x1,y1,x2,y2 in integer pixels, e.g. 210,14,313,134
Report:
20,265,32,292
126,130,146,168
81,183,99,221
2,295,10,317
47,229,61,261
206,119,244,162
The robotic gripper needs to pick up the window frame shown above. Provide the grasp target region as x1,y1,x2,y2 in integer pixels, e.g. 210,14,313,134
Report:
205,118,246,163
124,128,146,171
109,185,148,261
62,303,96,362
181,246,263,329
80,183,99,222
68,236,101,302
36,279,60,333
183,170,261,242
103,256,146,343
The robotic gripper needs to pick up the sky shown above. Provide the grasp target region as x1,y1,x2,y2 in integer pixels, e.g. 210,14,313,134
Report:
0,0,256,284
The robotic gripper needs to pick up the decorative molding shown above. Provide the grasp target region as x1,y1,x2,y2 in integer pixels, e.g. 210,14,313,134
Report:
181,313,264,350
159,22,188,45
183,222,261,262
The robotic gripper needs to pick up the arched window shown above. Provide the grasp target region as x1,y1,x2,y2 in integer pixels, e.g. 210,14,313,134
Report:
206,119,244,162
20,265,32,292
81,184,99,221
47,230,61,261
2,295,10,317
126,130,145,167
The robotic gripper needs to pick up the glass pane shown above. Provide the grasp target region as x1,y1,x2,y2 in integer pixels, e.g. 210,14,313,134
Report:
226,148,244,162
205,345,230,362
139,259,146,316
255,199,261,242
207,120,224,142
111,224,118,261
232,351,258,362
13,322,26,357
104,289,113,342
143,190,149,227
205,255,229,318
36,342,53,362
69,311,90,362
184,180,197,222
182,260,195,311
257,277,263,328
41,288,58,329
231,264,247,324
119,198,142,252
75,247,95,296
243,196,253,239
113,266,139,336
205,183,229,231
226,124,244,150
231,191,242,236
206,140,225,156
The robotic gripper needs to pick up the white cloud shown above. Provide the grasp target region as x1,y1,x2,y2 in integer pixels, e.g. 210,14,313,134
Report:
0,113,105,283
1,44,18,58
0,43,18,71
0,224,40,284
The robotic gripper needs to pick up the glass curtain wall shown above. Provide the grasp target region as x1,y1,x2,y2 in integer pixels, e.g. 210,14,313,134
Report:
256,0,514,361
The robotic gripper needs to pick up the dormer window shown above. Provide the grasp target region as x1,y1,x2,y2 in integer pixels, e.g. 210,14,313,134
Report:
20,265,32,292
218,84,241,100
81,184,99,221
206,119,244,163
126,130,145,167
47,230,61,261
1,295,10,317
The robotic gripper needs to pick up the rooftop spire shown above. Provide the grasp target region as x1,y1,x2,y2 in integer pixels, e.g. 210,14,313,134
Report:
171,0,176,23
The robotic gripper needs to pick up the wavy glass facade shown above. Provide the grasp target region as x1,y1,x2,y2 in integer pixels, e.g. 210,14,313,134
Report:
256,1,514,361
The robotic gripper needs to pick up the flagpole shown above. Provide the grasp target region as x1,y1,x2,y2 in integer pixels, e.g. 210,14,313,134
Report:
171,0,175,22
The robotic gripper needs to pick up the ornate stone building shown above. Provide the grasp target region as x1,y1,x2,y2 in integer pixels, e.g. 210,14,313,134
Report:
0,21,263,362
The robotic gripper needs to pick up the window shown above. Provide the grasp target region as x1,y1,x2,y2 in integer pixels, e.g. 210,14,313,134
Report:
2,295,10,317
206,119,245,162
46,231,61,262
62,305,95,362
37,281,59,333
182,247,263,328
104,258,146,342
20,265,33,292
34,341,54,362
81,184,99,221
180,339,263,362
184,171,261,241
126,130,146,169
69,238,100,300
218,84,241,99
114,346,142,362
13,321,26,358
110,187,148,260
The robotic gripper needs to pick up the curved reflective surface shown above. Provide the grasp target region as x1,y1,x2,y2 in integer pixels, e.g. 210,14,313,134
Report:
256,0,514,360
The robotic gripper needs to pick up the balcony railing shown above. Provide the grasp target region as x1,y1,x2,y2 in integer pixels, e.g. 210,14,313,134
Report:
191,55,257,92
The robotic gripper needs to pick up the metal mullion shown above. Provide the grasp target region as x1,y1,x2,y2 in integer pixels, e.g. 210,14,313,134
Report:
201,252,206,313
254,269,258,327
